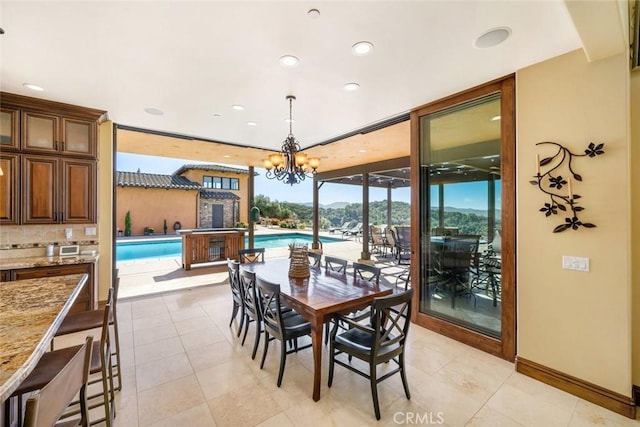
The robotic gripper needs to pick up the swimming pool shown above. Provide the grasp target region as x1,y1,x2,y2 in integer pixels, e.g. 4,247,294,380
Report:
116,233,342,261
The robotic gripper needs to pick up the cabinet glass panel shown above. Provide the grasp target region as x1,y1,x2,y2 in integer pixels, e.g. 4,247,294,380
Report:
419,93,502,338
25,115,56,150
64,120,91,153
0,111,14,146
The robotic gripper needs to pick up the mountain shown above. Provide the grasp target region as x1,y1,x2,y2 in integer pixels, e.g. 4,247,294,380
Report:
300,201,350,209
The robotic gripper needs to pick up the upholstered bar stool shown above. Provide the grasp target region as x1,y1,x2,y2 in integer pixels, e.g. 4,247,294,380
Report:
53,273,122,391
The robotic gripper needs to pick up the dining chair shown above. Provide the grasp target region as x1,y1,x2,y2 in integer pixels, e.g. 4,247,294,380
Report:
52,271,122,391
22,336,93,427
227,259,245,336
394,226,412,265
308,251,322,267
255,276,312,387
353,262,381,285
434,235,480,308
324,255,348,274
238,268,263,359
238,247,265,263
328,288,414,420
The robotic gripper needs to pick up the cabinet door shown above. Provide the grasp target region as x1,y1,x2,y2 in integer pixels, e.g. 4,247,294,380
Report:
13,264,94,313
62,118,96,158
0,154,19,224
62,158,95,223
22,155,58,224
0,107,20,150
22,111,59,154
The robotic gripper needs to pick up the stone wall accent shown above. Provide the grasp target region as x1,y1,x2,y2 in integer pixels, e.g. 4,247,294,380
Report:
199,199,236,228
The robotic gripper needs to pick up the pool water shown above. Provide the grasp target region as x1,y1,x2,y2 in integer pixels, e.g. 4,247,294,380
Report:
116,233,342,262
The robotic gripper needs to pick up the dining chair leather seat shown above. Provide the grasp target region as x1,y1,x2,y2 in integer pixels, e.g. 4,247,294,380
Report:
21,336,93,427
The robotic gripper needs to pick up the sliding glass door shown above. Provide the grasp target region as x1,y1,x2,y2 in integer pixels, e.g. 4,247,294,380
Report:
411,76,515,360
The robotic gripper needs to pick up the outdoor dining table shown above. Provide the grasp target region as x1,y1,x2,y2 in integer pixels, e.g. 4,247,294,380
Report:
240,258,393,401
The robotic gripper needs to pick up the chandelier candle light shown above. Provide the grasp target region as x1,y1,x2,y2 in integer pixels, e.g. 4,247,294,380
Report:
262,95,320,185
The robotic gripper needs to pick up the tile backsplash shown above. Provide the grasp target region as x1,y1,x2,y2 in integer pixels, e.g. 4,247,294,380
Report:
0,224,100,258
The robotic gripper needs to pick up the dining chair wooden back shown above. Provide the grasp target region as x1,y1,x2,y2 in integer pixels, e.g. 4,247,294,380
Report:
22,336,93,427
352,262,381,285
238,248,265,263
255,276,312,386
238,268,263,359
227,259,245,336
324,256,348,274
328,288,414,420
308,251,322,267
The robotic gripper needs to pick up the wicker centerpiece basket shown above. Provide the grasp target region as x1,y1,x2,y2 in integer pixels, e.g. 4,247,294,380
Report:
288,243,310,278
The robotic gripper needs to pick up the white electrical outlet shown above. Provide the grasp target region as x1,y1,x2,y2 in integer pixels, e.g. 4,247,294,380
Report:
85,227,97,236
65,228,73,239
562,256,590,272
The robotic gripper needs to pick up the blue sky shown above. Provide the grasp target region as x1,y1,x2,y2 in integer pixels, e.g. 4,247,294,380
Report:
116,153,500,210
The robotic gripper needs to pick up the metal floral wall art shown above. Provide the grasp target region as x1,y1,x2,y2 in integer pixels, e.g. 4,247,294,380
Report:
530,141,605,233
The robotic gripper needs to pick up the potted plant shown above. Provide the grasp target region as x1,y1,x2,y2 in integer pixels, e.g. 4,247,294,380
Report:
124,211,132,236
163,219,168,235
144,226,155,236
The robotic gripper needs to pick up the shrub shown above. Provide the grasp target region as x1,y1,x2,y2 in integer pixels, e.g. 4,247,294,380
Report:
124,211,132,236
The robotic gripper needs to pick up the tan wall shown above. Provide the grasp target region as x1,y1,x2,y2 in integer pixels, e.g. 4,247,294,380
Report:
631,69,640,387
180,169,249,224
116,187,198,235
97,120,113,302
517,50,631,395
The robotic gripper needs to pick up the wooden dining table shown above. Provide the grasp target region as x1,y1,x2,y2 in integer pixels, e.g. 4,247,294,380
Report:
240,258,392,401
0,273,88,403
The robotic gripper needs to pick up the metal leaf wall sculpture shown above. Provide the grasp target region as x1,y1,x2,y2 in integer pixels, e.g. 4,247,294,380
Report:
530,141,604,233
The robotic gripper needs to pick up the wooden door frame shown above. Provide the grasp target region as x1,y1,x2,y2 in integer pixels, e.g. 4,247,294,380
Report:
409,74,516,361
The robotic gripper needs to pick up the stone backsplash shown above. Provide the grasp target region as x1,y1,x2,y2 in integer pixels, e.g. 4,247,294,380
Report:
0,224,100,258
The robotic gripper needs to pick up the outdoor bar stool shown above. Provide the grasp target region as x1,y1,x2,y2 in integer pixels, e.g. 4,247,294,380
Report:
53,273,122,391
22,336,93,427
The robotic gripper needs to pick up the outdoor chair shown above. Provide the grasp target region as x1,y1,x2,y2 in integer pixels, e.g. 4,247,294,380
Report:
370,226,388,256
433,235,480,308
227,259,245,337
308,251,322,267
345,223,363,238
238,248,265,263
21,336,93,427
328,289,414,420
394,226,412,265
256,276,312,387
324,255,348,274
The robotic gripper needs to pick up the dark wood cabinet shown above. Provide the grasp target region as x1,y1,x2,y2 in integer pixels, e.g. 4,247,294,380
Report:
0,92,106,225
22,155,95,224
12,263,96,313
0,153,19,224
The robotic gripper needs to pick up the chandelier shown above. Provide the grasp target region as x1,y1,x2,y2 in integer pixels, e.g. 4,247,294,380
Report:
262,95,320,185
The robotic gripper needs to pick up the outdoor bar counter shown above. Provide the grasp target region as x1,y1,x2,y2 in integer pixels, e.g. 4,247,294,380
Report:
0,273,88,402
178,228,246,270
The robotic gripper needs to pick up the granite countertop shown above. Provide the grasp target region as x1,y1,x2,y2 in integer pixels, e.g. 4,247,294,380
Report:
0,273,88,402
0,253,100,271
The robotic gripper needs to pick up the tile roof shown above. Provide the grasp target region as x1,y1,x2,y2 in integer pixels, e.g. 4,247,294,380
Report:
199,190,240,200
172,164,251,176
116,171,201,190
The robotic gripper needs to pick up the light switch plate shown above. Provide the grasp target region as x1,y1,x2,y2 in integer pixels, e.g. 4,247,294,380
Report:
85,227,96,236
562,256,590,272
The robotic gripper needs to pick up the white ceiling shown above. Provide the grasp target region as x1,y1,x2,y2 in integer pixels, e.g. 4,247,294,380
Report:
0,1,582,152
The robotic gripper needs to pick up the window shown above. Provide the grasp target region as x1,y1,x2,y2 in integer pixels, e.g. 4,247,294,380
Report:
203,175,239,190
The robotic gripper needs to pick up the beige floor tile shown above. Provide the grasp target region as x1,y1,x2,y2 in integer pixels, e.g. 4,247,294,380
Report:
186,341,239,372
207,381,281,427
169,306,207,322
466,405,526,427
174,315,217,335
195,359,257,400
567,400,640,427
180,325,227,351
256,412,295,427
134,336,185,366
137,375,206,427
136,352,194,391
133,322,178,347
148,402,217,427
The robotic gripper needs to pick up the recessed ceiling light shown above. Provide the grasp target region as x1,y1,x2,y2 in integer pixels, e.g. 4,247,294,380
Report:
247,122,257,126
307,8,320,19
359,149,367,153
490,115,501,121
23,83,44,91
144,108,163,116
279,55,299,67
344,82,360,91
232,104,245,111
475,27,511,48
223,155,231,158
284,118,295,123
213,113,221,118
352,41,374,56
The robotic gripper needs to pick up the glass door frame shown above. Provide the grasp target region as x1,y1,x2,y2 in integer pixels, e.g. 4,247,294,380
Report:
409,75,516,361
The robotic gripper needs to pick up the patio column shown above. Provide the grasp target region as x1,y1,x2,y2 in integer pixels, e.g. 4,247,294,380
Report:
387,183,392,228
312,178,320,250
361,172,371,260
248,166,255,249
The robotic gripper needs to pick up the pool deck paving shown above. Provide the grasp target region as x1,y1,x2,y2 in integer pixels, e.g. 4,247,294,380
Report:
117,227,410,299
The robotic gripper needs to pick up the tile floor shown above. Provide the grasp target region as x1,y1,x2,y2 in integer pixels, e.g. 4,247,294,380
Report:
56,283,639,427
